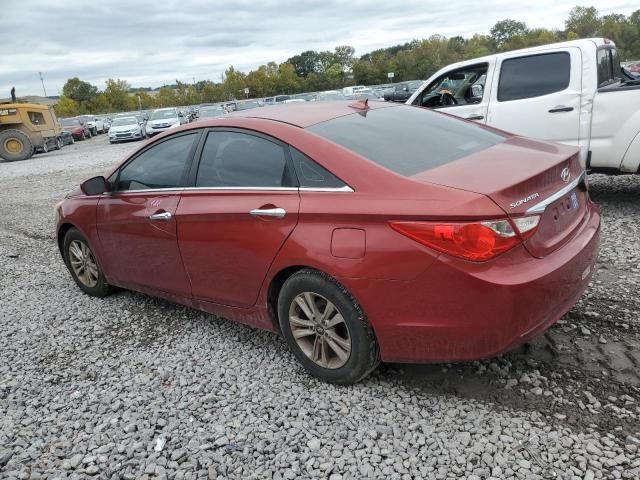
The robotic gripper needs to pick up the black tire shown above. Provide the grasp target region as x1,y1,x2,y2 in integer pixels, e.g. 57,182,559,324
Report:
0,129,33,161
55,136,63,150
277,269,379,384
40,141,49,153
81,131,87,140
63,228,114,297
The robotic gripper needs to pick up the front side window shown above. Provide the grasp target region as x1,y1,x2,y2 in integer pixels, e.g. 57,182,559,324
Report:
597,48,622,87
196,131,294,188
498,52,570,101
117,133,198,191
28,111,45,125
415,63,488,108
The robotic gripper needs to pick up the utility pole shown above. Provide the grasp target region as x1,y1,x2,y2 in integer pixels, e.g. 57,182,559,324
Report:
38,72,47,97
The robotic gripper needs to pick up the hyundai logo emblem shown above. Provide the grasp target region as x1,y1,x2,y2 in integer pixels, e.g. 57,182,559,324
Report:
560,167,571,182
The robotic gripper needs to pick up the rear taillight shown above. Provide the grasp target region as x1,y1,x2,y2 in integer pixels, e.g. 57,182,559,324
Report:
390,216,540,261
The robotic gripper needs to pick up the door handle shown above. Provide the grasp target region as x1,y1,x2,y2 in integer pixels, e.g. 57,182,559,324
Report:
149,211,172,221
250,207,286,218
466,114,484,120
548,106,574,113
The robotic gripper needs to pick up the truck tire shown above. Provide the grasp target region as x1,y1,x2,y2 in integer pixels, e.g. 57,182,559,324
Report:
0,129,34,162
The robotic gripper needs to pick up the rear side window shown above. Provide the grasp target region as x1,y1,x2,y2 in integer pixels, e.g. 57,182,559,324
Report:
308,106,505,176
196,131,295,188
498,52,570,101
290,148,346,188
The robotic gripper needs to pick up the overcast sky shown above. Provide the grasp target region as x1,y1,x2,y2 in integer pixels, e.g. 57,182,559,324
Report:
1,0,637,96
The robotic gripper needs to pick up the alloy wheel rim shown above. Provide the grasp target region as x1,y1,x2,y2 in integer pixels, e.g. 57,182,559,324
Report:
289,292,351,369
69,240,99,288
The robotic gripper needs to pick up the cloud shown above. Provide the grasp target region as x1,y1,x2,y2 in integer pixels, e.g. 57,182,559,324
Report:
0,0,636,96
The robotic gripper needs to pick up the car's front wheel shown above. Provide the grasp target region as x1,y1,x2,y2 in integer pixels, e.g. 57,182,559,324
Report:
63,228,113,297
278,269,379,384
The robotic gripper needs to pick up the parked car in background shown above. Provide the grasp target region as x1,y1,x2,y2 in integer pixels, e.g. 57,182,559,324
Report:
407,38,640,175
59,131,75,146
145,108,182,136
76,115,105,135
108,116,146,143
236,100,262,111
60,118,91,140
197,105,226,119
315,91,346,101
55,101,599,384
342,85,369,96
384,81,424,102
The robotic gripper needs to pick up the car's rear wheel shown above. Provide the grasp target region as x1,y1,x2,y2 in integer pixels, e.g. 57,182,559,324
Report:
278,269,379,384
0,129,33,161
55,136,63,150
63,228,113,297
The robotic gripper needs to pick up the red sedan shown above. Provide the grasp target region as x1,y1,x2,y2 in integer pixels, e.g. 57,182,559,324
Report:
55,101,600,384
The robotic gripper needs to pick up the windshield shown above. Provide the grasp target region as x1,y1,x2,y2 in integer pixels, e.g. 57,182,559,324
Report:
60,118,80,126
308,105,505,176
150,109,177,120
199,107,225,118
111,116,138,127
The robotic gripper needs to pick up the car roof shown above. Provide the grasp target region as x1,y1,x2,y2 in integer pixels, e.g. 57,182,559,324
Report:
229,100,397,128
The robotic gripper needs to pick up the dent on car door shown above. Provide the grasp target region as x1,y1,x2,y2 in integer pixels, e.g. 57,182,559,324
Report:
177,129,300,308
96,131,200,295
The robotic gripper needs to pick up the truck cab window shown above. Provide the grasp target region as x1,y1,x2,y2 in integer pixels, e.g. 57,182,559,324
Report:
413,64,488,109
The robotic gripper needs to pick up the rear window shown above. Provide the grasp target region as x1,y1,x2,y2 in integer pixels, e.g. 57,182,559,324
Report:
498,52,570,101
597,48,622,87
307,106,505,176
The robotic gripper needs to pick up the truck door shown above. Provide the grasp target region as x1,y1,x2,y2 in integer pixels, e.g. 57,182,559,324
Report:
486,47,582,146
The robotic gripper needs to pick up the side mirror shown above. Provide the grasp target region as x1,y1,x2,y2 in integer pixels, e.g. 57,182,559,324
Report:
81,176,109,195
471,84,484,98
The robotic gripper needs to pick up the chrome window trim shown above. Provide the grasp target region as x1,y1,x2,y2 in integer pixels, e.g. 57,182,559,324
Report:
525,171,586,214
299,186,354,192
110,185,354,194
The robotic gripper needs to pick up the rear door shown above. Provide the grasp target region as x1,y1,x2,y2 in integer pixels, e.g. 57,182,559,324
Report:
177,129,300,307
487,48,582,145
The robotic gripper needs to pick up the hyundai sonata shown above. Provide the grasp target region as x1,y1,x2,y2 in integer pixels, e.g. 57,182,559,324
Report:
55,101,600,384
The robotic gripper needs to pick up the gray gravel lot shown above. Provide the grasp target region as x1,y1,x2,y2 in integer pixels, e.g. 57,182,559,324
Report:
0,135,639,479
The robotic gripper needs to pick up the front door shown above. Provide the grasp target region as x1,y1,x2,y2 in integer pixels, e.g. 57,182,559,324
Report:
177,129,300,307
96,131,200,295
487,48,582,145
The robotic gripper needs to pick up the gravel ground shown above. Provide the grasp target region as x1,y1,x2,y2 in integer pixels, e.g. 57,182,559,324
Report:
0,135,639,479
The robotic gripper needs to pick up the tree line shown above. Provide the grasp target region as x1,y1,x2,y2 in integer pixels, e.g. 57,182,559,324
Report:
54,6,640,117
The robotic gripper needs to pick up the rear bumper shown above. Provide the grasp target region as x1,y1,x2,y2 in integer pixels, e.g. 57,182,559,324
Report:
347,201,601,363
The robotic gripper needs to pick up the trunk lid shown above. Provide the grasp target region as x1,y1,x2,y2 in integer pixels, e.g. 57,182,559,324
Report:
413,136,589,258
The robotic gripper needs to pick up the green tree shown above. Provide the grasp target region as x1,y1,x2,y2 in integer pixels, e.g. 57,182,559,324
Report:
62,78,98,103
565,6,601,37
287,50,321,78
155,86,178,107
103,79,132,112
490,19,529,48
54,96,79,117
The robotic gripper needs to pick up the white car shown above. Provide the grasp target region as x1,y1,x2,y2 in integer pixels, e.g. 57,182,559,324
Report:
146,108,183,137
407,38,640,174
108,116,146,143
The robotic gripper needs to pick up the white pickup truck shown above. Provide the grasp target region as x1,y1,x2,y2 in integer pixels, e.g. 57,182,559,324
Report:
407,38,640,174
